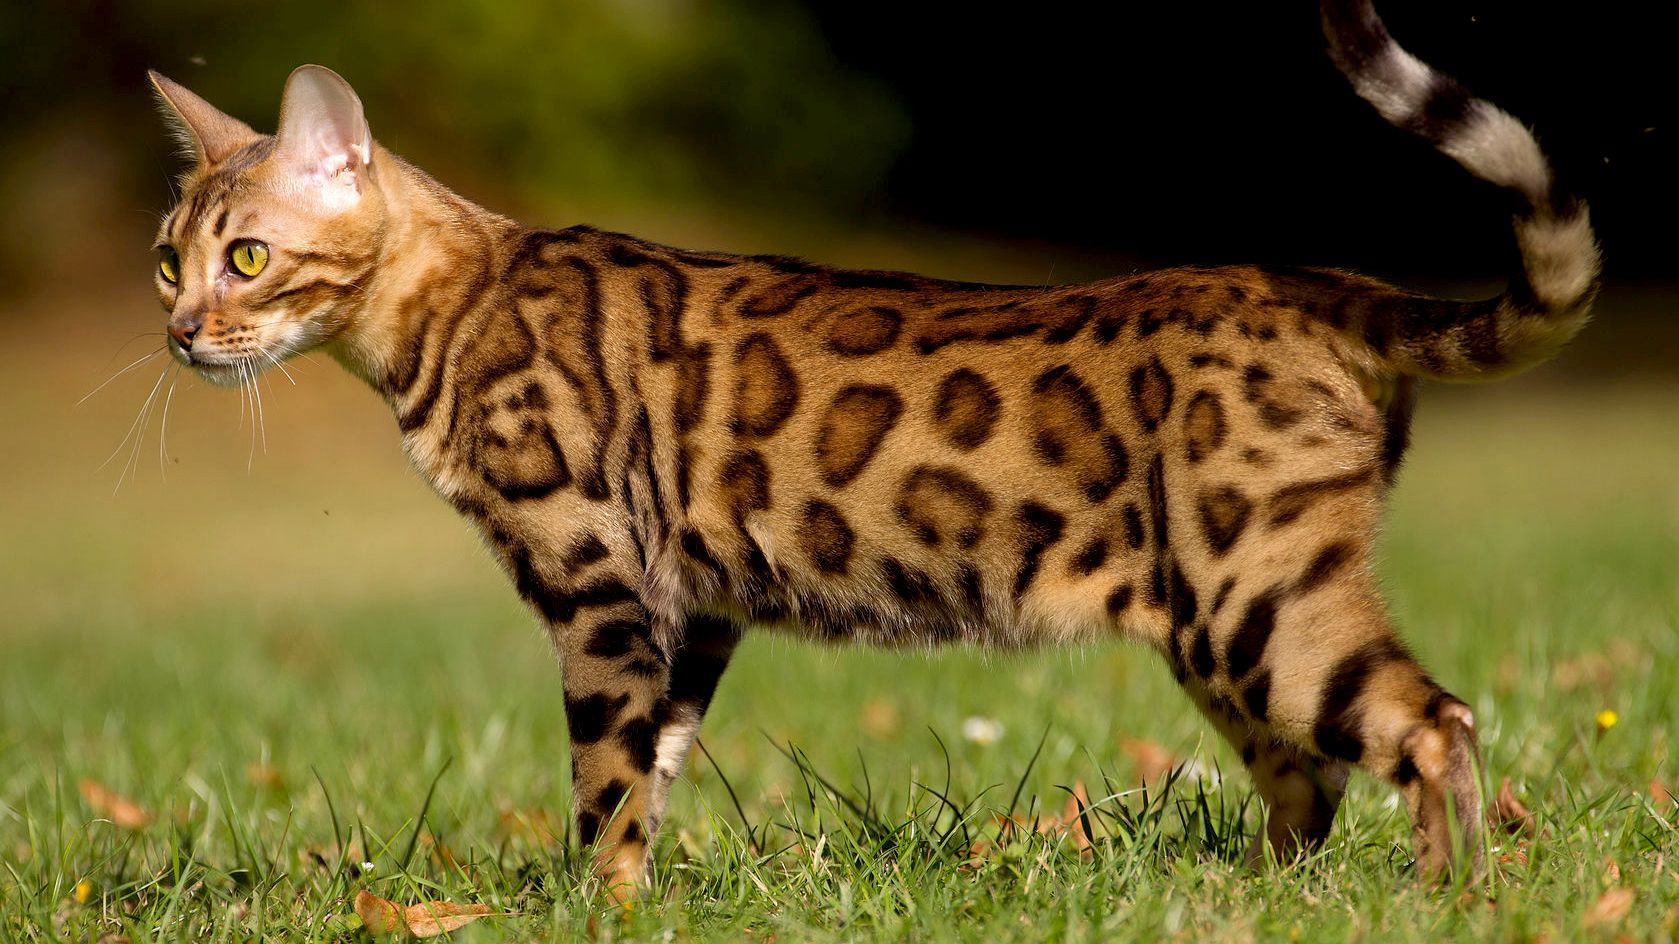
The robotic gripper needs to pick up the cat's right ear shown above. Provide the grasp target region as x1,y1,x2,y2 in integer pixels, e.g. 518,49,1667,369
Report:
147,70,260,168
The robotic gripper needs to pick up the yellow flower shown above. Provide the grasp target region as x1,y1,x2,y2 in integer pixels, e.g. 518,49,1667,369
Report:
73,880,92,905
1596,709,1618,733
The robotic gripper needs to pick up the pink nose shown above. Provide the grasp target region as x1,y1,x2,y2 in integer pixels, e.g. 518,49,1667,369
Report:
169,313,202,350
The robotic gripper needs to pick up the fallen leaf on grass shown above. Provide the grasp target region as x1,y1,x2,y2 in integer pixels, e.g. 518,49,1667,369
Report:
1582,886,1634,930
78,779,151,829
1490,777,1536,837
354,889,504,938
966,780,1096,865
1120,737,1177,784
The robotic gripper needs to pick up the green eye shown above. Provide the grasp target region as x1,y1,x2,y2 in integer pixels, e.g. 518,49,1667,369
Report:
229,240,269,277
158,246,180,284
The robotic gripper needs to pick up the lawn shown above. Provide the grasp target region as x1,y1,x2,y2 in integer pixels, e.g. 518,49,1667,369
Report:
1,287,1676,941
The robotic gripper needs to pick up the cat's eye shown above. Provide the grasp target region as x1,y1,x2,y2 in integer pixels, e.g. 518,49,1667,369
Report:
229,240,269,278
158,246,180,284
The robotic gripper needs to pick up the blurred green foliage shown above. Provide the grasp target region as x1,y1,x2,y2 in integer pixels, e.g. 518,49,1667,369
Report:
0,0,907,216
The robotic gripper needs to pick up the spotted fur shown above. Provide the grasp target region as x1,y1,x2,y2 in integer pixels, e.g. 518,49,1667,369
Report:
147,1,1596,895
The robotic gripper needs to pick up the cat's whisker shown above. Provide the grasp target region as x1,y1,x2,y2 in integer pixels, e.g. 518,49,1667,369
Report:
157,365,181,482
99,364,170,478
79,347,165,406
243,362,258,471
263,349,299,386
251,361,269,456
235,359,249,432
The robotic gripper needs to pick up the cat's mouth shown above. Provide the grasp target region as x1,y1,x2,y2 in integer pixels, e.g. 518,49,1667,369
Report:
170,341,279,388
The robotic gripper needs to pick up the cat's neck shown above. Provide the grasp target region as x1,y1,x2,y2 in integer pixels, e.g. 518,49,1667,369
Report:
322,146,518,402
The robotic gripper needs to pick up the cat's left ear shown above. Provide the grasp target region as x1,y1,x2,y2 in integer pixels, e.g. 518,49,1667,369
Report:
274,65,373,209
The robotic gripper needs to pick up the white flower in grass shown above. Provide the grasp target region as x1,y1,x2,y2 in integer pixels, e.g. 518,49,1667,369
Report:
961,716,1004,746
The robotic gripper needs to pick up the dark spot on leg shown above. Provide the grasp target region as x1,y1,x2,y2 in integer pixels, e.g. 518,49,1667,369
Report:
565,692,631,745
595,779,629,815
617,716,660,773
1242,670,1272,721
1169,563,1198,629
1313,640,1407,761
1190,625,1215,678
585,616,652,659
576,810,602,846
1392,754,1420,785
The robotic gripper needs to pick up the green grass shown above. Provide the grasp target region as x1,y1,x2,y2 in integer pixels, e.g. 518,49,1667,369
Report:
2,308,1678,940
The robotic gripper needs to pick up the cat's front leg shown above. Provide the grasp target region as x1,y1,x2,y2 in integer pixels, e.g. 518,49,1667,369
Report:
536,564,670,899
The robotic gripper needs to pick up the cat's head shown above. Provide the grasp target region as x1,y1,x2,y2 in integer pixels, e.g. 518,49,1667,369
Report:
149,66,386,387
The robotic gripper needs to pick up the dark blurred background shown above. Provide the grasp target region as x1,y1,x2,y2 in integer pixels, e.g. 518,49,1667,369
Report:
2,1,1673,291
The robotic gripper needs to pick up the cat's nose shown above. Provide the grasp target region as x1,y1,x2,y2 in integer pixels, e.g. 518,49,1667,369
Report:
168,312,203,350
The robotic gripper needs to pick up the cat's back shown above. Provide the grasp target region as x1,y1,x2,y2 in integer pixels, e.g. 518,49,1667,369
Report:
492,228,1393,646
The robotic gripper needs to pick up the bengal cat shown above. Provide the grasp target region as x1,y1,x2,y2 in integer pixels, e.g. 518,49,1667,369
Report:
145,0,1596,893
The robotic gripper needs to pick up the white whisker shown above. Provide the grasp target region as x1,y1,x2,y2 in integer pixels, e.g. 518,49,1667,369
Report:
100,365,169,477
109,365,169,495
157,366,180,482
79,348,165,406
244,362,258,471
252,360,268,456
236,360,250,432
263,349,299,386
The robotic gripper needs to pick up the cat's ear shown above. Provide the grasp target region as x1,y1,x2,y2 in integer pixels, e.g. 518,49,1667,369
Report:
148,70,260,168
274,65,373,208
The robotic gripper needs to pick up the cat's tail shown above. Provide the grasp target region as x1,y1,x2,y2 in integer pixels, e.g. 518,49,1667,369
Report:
1318,0,1599,381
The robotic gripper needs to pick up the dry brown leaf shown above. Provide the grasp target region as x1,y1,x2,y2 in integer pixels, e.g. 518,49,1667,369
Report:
1582,886,1634,929
356,889,406,935
1490,777,1535,837
1120,737,1177,783
1053,780,1094,856
78,779,151,830
402,900,497,938
355,889,502,938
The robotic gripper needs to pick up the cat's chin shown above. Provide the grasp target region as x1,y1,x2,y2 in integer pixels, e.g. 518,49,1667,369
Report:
188,359,265,388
